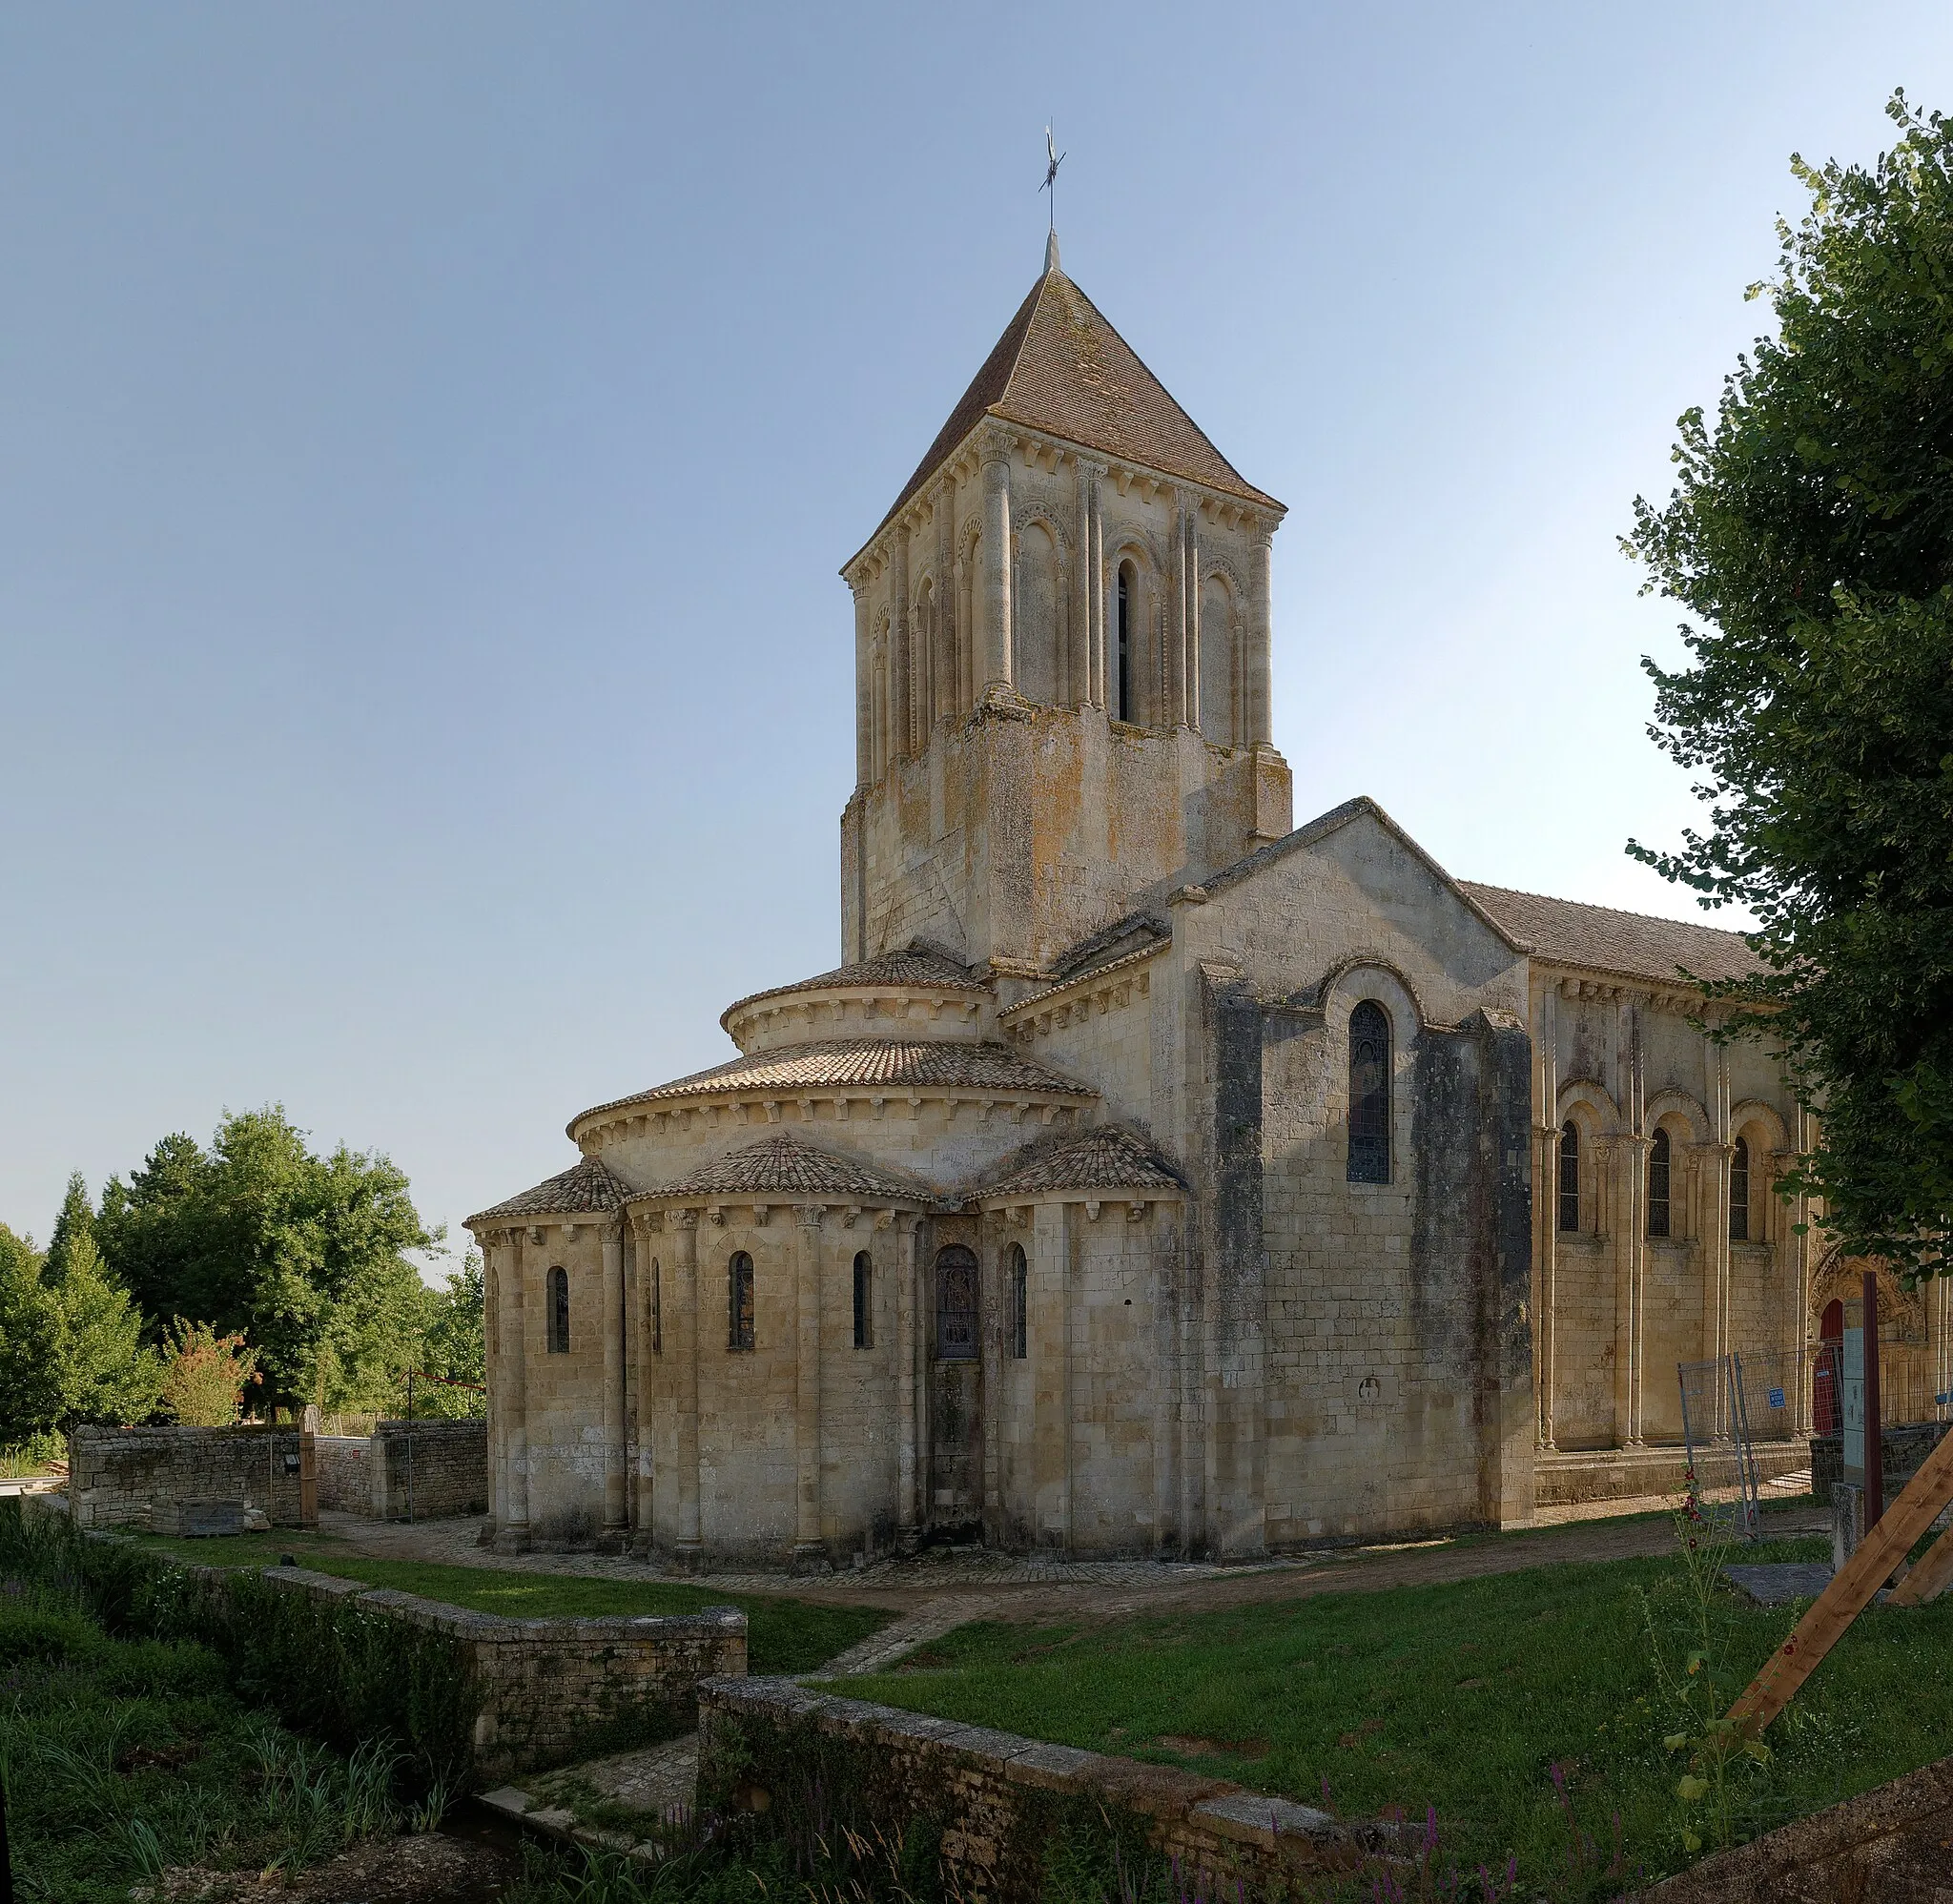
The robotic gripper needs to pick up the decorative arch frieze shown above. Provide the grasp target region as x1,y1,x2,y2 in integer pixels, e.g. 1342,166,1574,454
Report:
1644,1088,1711,1146
1730,1097,1791,1154
1556,1077,1622,1136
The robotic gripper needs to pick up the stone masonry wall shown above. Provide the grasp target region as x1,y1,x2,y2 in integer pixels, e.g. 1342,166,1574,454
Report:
315,1436,369,1513
263,1566,746,1777
698,1677,1400,1903
371,1419,488,1521
67,1425,314,1530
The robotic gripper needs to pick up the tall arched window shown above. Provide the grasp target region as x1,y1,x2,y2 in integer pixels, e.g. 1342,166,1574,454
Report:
728,1251,755,1351
935,1245,978,1361
853,1250,874,1350
547,1266,570,1354
1007,1242,1028,1360
1347,1001,1392,1183
1558,1122,1581,1233
1647,1130,1672,1238
650,1259,662,1355
1115,563,1134,722
1729,1136,1751,1241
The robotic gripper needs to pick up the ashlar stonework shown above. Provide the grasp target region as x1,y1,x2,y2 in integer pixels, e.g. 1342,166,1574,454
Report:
469,236,1939,1567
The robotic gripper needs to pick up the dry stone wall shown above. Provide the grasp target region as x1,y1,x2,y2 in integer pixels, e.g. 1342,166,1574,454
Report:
314,1435,370,1512
371,1420,488,1521
67,1425,315,1530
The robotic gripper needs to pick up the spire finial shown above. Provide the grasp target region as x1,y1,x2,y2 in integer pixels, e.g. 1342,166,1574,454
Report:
1040,123,1065,267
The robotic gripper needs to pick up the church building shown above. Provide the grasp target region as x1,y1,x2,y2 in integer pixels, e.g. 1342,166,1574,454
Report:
467,238,1882,1567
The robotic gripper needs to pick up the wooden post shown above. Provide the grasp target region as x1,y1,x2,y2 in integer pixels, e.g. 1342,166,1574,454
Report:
1728,1421,1953,1733
1864,1269,1883,1528
1888,1518,1953,1607
298,1403,319,1529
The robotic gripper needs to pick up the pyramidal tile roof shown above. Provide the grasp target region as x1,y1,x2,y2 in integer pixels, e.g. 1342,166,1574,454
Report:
723,945,986,1024
979,1125,1186,1200
1459,883,1766,989
642,1134,942,1205
571,1037,1095,1132
467,1156,631,1228
865,262,1281,546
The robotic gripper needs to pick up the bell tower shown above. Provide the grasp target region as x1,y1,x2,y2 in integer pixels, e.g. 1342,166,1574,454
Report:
839,240,1291,972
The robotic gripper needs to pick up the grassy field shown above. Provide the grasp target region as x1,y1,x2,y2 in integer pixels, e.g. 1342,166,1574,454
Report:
833,1531,1953,1893
127,1528,891,1676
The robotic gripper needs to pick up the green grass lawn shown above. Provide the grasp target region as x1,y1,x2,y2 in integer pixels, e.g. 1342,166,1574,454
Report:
126,1528,890,1677
833,1533,1953,1892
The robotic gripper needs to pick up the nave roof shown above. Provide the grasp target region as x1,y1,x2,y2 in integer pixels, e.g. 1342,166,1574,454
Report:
1457,882,1765,990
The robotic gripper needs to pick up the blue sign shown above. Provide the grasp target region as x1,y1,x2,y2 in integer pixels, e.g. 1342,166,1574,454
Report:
1767,1387,1786,1410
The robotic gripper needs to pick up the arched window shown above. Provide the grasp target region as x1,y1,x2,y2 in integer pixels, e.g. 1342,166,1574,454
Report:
728,1252,755,1351
547,1266,570,1354
1647,1130,1672,1238
853,1250,874,1350
650,1258,662,1355
1007,1242,1028,1359
1558,1122,1581,1233
1115,563,1134,722
1347,1001,1391,1184
1729,1136,1751,1241
935,1245,978,1361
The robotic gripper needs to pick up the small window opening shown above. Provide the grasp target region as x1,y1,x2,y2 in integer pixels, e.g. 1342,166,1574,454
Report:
1558,1122,1581,1233
547,1266,570,1354
1648,1129,1672,1239
1729,1136,1751,1241
1347,1000,1392,1184
728,1251,755,1351
1008,1243,1028,1360
650,1258,662,1354
1116,563,1133,722
853,1250,874,1350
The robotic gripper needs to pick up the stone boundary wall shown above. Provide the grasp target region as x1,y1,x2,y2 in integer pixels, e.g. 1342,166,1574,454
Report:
314,1436,370,1513
371,1419,488,1521
259,1566,745,1776
697,1678,1400,1900
67,1424,315,1531
1644,1750,1953,1902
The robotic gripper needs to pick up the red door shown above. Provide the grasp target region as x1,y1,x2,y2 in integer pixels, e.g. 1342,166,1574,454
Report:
1814,1300,1844,1434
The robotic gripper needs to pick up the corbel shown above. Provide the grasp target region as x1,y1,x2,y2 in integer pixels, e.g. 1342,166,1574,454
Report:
1085,1200,1101,1222
708,1205,726,1226
752,1204,772,1227
765,1101,783,1123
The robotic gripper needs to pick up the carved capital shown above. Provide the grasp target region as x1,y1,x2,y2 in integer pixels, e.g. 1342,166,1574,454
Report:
668,1208,699,1233
795,1203,825,1230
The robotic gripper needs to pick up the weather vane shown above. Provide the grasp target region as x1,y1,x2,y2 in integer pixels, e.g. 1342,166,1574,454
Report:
1040,124,1065,234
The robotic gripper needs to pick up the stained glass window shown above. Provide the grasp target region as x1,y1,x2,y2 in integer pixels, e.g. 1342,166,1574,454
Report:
1648,1130,1672,1238
1347,1001,1391,1183
935,1246,978,1361
1008,1243,1028,1360
1558,1122,1580,1233
547,1266,570,1354
728,1251,755,1351
1729,1136,1750,1241
853,1251,873,1350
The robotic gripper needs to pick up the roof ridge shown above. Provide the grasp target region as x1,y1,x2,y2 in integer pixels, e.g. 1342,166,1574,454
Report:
1458,879,1753,940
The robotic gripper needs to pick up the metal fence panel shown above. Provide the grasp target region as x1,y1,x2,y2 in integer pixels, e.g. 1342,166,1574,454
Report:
1678,1353,1762,1539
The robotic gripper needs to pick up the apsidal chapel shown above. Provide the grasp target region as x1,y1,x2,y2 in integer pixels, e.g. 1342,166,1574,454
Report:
466,235,1907,1568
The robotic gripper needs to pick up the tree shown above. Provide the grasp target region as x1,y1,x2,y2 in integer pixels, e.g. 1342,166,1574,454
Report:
45,1171,95,1285
47,1233,162,1426
411,1252,485,1420
158,1319,260,1427
1626,92,1953,1280
95,1107,438,1411
0,1224,59,1447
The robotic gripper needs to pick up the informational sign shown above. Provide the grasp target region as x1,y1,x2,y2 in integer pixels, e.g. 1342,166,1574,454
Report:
1768,1387,1786,1411
1841,1325,1866,1484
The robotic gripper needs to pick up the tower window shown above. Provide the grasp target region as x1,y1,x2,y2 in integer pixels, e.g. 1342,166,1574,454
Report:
728,1251,755,1351
935,1245,978,1361
853,1250,873,1350
1558,1121,1580,1233
1648,1130,1672,1238
1116,563,1134,722
1347,1001,1391,1184
1729,1136,1751,1241
1008,1243,1028,1359
547,1266,570,1354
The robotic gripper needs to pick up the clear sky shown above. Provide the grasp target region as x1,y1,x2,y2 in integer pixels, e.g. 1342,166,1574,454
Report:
4,4,1949,1271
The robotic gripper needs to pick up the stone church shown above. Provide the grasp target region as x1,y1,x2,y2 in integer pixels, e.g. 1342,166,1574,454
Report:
467,237,1897,1567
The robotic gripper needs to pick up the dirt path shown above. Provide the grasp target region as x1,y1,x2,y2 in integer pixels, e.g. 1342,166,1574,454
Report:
325,1500,1827,1634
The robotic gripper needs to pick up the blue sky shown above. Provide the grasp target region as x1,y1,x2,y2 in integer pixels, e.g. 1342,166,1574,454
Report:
4,4,1949,1270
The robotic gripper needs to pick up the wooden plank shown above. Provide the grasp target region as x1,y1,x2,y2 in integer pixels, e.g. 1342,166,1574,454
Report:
1886,1516,1953,1607
1728,1425,1953,1733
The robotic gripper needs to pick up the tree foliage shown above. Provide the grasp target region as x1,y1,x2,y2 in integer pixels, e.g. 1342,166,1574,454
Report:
94,1107,439,1410
158,1318,261,1426
408,1252,485,1419
1626,92,1953,1279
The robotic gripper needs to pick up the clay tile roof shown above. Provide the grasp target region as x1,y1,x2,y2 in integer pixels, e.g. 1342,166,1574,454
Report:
722,945,987,1023
1458,883,1766,988
641,1134,942,1205
863,265,1281,547
467,1156,631,1228
571,1037,1095,1132
979,1125,1186,1200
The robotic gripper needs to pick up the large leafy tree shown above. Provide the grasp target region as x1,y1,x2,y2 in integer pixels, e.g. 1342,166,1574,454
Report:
96,1107,438,1410
1626,92,1953,1279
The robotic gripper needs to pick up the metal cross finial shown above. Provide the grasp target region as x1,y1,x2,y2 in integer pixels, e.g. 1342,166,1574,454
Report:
1040,124,1065,234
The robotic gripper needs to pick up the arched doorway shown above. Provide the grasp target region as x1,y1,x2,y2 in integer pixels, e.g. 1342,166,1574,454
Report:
1814,1299,1844,1435
930,1245,982,1536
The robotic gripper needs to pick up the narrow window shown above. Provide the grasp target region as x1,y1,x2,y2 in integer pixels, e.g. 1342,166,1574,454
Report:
650,1258,662,1354
853,1250,873,1350
1347,1001,1392,1184
1648,1129,1672,1238
547,1266,570,1354
1558,1122,1581,1233
1729,1136,1750,1241
1008,1243,1028,1359
728,1251,755,1351
1115,563,1133,722
935,1246,978,1361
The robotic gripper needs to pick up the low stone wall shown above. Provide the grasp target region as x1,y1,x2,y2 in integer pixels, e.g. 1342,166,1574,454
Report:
314,1435,370,1513
696,1678,1398,1900
1537,1443,1808,1508
1645,1750,1953,1902
371,1419,488,1521
265,1566,745,1776
67,1424,315,1531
